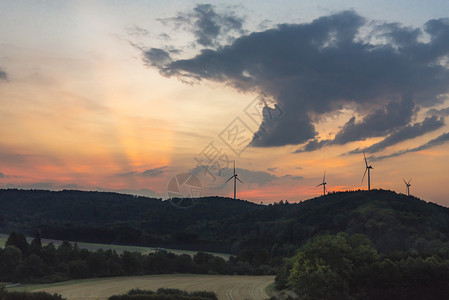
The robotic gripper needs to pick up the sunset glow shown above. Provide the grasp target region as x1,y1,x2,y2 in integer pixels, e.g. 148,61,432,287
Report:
1,1,449,205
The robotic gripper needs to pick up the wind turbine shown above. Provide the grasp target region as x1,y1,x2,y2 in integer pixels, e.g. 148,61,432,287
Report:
362,150,373,191
403,178,412,196
226,161,242,200
316,171,327,196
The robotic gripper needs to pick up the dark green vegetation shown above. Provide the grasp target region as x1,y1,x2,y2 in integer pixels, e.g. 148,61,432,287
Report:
0,189,259,252
0,232,273,283
1,188,449,255
108,288,217,300
0,285,64,300
2,188,449,298
277,233,449,300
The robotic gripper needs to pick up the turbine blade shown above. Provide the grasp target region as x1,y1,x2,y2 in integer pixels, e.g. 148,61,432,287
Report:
233,160,235,175
323,171,326,182
363,150,368,167
236,177,243,183
316,183,323,187
361,168,367,184
225,176,233,184
403,178,407,185
408,178,412,185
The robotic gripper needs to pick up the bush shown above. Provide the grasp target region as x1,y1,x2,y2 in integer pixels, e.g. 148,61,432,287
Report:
108,288,218,300
0,286,65,300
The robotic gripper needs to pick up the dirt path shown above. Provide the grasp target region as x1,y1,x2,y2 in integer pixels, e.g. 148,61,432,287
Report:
26,274,274,300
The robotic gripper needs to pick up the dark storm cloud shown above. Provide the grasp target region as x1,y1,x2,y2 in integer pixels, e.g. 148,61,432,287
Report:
371,131,449,161
145,11,449,149
351,115,445,154
118,166,168,178
0,172,4,178
332,100,416,145
158,3,244,47
0,68,7,81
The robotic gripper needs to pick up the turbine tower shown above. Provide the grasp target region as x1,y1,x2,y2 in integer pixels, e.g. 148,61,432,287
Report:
362,150,373,191
316,171,327,196
226,161,242,200
403,178,412,196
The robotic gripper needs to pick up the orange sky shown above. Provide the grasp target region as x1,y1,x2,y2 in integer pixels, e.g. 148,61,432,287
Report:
1,1,449,206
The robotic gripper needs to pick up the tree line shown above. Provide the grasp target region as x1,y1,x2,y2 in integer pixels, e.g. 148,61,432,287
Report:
108,288,218,300
2,189,449,258
276,233,449,299
0,286,218,300
0,232,274,284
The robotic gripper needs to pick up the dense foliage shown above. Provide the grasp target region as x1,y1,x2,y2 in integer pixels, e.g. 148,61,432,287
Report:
280,233,449,299
108,288,217,300
1,189,449,257
0,232,273,283
0,285,64,300
0,189,260,253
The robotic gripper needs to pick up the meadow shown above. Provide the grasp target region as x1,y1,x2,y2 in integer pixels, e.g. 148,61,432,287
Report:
9,274,274,300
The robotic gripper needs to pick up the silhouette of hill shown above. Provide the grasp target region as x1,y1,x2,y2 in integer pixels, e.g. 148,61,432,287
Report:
1,189,448,254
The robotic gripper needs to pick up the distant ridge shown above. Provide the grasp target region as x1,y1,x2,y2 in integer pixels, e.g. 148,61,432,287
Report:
1,188,448,254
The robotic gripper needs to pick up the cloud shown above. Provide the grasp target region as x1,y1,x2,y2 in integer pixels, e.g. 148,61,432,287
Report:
157,3,245,48
191,165,278,186
371,131,449,161
332,100,416,145
283,174,305,180
142,166,168,177
191,165,304,189
126,25,150,37
351,115,445,154
0,68,7,81
144,11,449,150
59,183,82,189
10,182,57,190
144,48,173,68
0,171,19,179
427,107,449,117
295,139,331,153
118,166,168,178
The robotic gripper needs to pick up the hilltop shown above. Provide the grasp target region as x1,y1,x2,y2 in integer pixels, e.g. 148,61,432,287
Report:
1,189,448,254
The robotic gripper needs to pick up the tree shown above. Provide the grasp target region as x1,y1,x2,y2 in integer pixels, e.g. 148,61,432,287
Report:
15,253,48,280
288,233,378,299
0,246,22,281
5,232,28,254
29,232,43,255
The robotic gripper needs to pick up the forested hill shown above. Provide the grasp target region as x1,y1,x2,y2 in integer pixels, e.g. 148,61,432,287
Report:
1,189,449,254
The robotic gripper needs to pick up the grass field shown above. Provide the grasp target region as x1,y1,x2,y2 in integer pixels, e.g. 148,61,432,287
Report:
9,274,275,300
0,233,230,260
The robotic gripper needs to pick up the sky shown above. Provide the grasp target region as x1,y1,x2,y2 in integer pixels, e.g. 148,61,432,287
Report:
1,1,449,206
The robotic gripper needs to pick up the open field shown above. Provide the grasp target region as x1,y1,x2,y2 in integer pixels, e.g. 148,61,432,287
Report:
10,274,275,300
0,233,230,260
